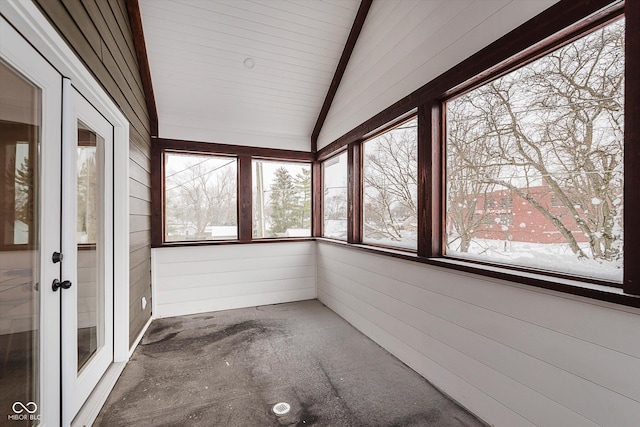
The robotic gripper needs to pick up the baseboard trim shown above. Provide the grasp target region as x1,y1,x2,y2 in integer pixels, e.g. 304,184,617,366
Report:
129,316,153,359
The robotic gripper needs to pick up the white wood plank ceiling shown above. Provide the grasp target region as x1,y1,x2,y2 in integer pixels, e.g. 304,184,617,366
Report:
139,0,360,151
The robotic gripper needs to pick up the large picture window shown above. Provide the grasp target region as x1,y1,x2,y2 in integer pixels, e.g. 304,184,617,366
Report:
253,160,311,238
445,18,624,282
322,151,348,240
164,152,237,242
362,118,418,250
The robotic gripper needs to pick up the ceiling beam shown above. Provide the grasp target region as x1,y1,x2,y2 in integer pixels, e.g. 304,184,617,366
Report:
126,0,158,138
311,0,372,153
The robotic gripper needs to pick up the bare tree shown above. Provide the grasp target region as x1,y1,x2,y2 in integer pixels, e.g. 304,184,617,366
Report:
363,123,417,242
165,158,236,240
324,188,347,221
447,19,624,261
446,101,499,252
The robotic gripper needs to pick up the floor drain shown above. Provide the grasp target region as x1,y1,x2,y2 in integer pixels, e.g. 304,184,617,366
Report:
273,402,291,416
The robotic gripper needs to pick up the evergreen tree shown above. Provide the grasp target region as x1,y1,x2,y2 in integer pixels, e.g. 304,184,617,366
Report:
13,156,35,226
293,168,311,228
269,167,296,234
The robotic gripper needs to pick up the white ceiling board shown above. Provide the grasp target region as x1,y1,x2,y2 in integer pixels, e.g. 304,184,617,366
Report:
317,0,562,149
139,0,360,150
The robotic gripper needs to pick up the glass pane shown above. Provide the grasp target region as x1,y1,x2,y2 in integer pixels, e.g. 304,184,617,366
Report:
445,19,624,282
0,61,41,424
164,153,237,241
76,123,105,371
363,118,418,249
253,160,311,238
322,152,348,240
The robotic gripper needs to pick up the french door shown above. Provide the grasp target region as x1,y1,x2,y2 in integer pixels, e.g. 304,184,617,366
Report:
0,15,114,426
60,87,114,426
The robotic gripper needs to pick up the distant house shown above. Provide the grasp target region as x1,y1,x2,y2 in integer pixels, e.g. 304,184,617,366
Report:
470,185,588,244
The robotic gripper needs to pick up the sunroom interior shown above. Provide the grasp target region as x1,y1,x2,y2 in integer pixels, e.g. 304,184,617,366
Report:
1,0,640,425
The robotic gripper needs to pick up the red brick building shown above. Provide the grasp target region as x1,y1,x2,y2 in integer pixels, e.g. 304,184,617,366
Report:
472,185,588,244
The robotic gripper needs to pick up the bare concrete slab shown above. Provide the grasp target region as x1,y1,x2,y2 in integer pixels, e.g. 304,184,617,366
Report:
94,300,485,426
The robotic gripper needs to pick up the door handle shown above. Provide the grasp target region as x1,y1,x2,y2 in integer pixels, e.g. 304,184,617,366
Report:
52,279,72,292
52,251,63,263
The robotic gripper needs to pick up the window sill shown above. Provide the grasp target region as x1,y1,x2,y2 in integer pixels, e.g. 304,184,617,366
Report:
316,238,640,309
153,237,316,249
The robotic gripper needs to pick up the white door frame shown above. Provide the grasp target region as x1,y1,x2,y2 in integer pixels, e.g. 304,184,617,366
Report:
0,0,130,363
0,14,62,427
1,0,131,424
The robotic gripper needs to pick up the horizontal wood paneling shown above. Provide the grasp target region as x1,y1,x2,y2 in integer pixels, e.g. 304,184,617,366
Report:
129,196,151,216
317,242,640,427
129,244,150,269
35,0,153,346
129,230,150,251
317,0,559,149
129,214,150,233
129,142,151,172
129,157,150,184
129,180,151,204
152,242,316,318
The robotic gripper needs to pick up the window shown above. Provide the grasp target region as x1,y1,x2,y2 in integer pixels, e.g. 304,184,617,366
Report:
253,160,311,238
0,62,38,249
322,151,348,240
164,152,237,242
484,197,495,210
499,196,513,209
362,117,418,250
445,18,624,283
77,127,99,246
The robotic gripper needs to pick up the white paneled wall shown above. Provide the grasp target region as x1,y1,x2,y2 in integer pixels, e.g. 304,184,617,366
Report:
316,242,640,427
317,0,559,149
151,242,316,318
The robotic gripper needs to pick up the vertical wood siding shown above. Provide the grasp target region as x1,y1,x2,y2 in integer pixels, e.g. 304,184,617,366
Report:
317,242,640,426
152,242,316,318
34,0,152,346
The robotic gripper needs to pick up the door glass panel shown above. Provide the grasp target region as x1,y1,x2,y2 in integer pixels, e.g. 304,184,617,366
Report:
0,61,41,423
76,123,104,372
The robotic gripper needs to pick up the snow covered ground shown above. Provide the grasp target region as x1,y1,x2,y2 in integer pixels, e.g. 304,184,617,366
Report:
447,238,622,283
324,219,347,240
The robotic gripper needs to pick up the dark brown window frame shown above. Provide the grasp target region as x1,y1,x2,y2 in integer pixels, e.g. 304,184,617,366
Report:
163,150,239,243
358,115,419,252
151,138,314,248
320,148,348,241
251,157,313,240
316,0,640,306
440,12,626,289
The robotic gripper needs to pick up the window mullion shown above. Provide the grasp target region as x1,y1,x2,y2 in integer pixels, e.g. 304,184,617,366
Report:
312,161,323,237
238,155,252,242
624,0,640,295
418,103,442,258
347,142,362,244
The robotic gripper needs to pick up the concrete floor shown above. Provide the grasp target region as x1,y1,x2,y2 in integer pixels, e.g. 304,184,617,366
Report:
95,300,485,426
